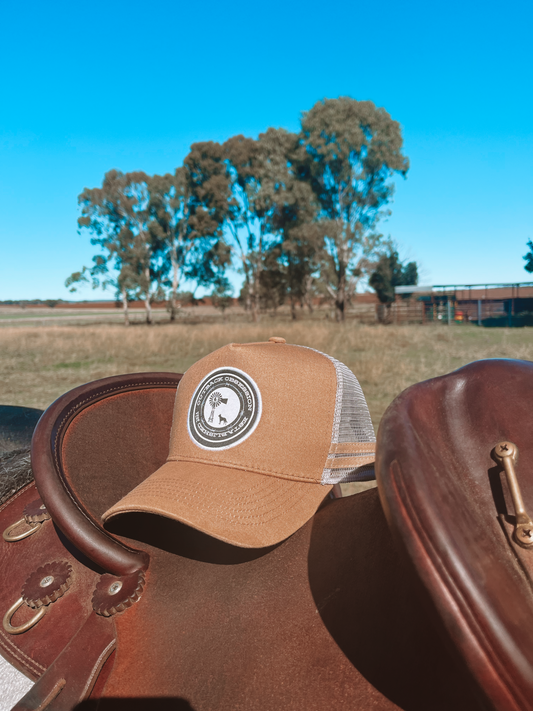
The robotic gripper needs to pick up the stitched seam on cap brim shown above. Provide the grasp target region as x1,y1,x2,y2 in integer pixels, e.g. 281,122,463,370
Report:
166,456,323,483
123,481,325,526
131,472,327,505
165,475,296,502
142,482,300,520
145,474,293,505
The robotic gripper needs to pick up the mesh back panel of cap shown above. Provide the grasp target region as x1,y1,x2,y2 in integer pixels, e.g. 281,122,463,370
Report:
309,350,376,485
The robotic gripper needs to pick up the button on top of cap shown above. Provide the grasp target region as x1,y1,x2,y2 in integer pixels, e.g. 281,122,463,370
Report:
268,336,286,344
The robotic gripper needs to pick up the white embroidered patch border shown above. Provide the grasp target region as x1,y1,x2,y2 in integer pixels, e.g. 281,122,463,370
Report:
187,367,262,451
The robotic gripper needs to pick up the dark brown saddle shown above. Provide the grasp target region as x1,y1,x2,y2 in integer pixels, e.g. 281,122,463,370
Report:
1,360,532,710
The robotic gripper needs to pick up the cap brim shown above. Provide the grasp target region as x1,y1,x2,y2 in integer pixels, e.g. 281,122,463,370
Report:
103,461,332,548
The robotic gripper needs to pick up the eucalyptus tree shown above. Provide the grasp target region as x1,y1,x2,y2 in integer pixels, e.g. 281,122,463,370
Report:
68,170,149,324
185,129,312,321
277,222,324,318
369,245,418,322
70,169,166,324
117,171,164,324
148,170,191,321
255,128,322,319
524,240,533,273
220,132,274,322
262,136,322,319
65,252,140,326
210,276,233,318
298,97,409,321
148,166,230,321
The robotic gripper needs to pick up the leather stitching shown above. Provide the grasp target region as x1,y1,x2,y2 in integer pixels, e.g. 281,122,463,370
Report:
49,380,178,559
0,482,36,515
0,631,46,675
0,484,47,675
81,638,116,698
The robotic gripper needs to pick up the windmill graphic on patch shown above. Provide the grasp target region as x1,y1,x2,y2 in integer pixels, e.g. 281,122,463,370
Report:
208,391,228,424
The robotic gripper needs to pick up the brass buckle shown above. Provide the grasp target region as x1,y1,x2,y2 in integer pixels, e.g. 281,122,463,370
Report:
2,597,47,635
2,518,42,542
493,441,533,549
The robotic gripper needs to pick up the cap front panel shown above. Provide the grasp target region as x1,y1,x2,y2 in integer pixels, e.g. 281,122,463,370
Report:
104,459,332,547
169,342,337,482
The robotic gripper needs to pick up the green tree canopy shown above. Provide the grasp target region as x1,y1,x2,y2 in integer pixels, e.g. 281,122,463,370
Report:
148,168,229,320
68,98,415,324
524,240,533,273
369,246,418,322
68,170,157,324
298,97,409,320
185,130,311,321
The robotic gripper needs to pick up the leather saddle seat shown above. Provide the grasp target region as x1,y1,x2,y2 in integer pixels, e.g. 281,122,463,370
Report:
376,358,533,711
3,361,529,710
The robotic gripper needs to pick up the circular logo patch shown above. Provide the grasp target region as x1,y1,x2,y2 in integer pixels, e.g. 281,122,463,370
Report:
187,367,262,450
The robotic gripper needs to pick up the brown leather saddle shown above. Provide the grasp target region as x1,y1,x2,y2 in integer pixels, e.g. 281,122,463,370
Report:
1,359,532,710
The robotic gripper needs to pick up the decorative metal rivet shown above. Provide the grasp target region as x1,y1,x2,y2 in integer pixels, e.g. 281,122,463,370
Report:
40,576,54,588
108,582,122,595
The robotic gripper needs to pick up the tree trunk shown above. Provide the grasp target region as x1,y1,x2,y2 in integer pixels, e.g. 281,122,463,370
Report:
242,262,253,316
335,281,346,322
145,297,152,324
335,261,347,322
250,295,259,323
335,299,345,322
121,288,130,327
144,266,152,324
251,237,263,324
249,271,259,323
304,275,314,314
376,302,393,324
169,256,179,322
290,294,297,320
169,298,177,322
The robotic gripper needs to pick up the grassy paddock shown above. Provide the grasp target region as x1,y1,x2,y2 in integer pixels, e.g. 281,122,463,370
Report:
1,322,533,429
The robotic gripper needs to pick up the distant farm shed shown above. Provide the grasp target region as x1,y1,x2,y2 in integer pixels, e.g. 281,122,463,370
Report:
395,282,533,326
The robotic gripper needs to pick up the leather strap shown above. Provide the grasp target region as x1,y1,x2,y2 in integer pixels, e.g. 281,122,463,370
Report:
12,613,115,711
31,372,181,576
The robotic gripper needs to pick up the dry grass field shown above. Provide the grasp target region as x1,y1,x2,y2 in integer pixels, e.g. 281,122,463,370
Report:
1,321,533,429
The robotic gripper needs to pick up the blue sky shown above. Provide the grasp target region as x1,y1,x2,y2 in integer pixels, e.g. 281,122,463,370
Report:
1,0,532,300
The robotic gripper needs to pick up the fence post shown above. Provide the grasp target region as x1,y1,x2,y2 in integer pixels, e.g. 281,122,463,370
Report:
447,297,451,325
477,299,482,326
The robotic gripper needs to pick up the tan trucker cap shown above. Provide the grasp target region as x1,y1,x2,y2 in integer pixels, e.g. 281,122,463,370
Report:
103,338,376,548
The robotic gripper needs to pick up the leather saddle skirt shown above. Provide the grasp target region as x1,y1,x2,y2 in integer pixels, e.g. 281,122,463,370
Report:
2,360,533,710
